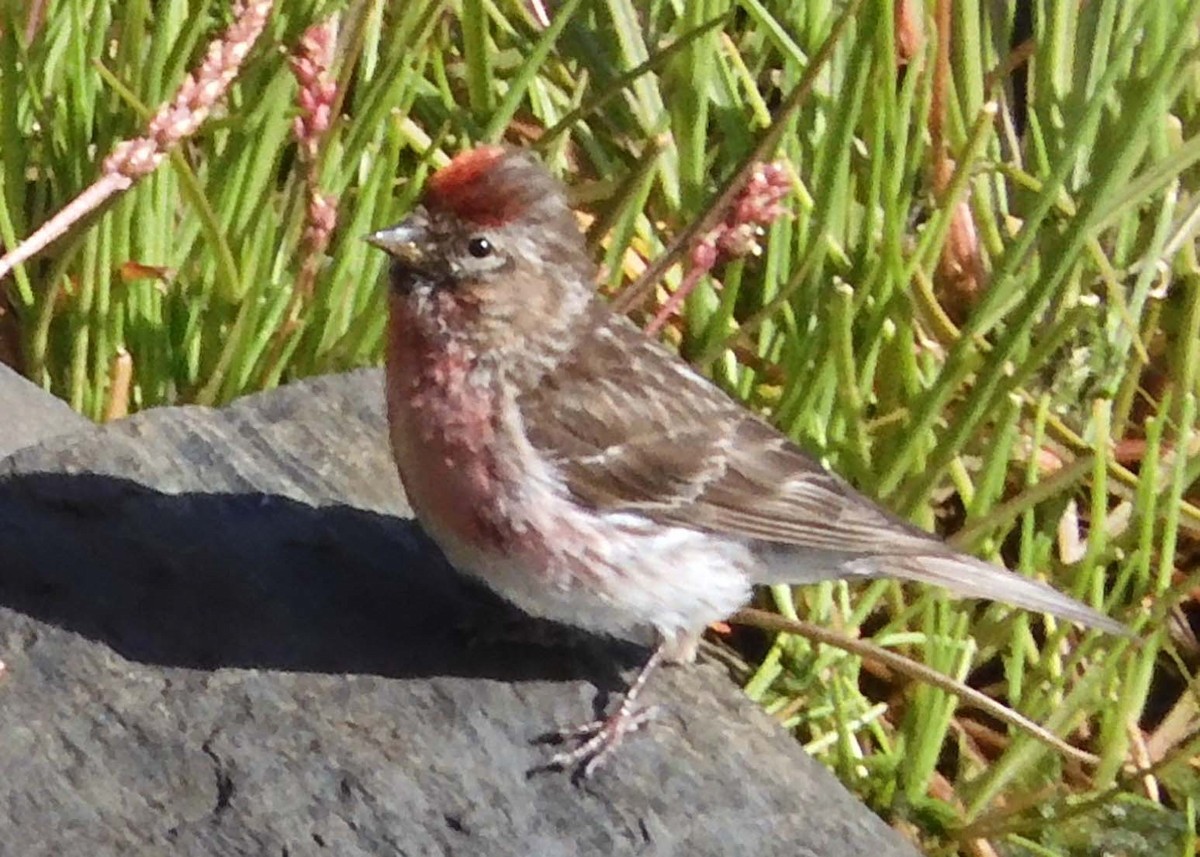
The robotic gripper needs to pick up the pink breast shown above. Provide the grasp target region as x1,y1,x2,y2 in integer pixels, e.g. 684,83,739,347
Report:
384,311,507,552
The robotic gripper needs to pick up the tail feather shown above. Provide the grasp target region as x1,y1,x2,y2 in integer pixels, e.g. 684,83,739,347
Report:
854,553,1129,636
757,545,1130,636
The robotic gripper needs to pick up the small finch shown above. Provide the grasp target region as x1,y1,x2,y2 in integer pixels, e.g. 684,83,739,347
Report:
367,146,1126,776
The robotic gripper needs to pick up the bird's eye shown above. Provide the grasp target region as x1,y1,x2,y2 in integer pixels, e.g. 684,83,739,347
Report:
467,237,493,258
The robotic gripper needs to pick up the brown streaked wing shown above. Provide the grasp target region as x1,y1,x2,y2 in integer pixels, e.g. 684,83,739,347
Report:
675,416,936,552
518,309,936,556
518,309,736,511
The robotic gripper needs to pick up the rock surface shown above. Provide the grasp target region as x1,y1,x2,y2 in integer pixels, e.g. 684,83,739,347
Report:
0,369,919,857
0,363,91,459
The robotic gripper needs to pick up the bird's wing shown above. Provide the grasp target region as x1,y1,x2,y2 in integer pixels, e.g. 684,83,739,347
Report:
519,310,1127,635
519,311,926,553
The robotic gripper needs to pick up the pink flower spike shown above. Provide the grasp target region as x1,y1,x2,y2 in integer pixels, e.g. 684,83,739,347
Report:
0,0,275,284
646,160,793,335
290,18,338,163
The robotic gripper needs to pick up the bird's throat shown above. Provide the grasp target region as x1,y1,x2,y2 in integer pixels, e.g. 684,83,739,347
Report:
385,295,509,551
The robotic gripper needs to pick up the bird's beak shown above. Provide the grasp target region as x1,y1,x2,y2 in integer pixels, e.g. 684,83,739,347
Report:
364,210,428,267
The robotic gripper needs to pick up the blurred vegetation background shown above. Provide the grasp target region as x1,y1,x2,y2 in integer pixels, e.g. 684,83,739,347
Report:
1,0,1198,853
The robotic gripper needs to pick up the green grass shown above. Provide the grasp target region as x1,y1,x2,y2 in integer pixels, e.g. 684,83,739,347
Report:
2,1,1199,852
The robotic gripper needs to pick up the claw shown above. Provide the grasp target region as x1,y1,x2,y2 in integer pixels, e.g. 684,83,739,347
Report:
533,643,668,778
547,703,661,778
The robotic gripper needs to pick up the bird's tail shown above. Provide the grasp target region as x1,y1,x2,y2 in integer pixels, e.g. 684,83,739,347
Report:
761,548,1130,636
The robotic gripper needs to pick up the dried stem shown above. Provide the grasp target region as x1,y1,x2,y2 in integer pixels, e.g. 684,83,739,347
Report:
894,0,925,66
930,0,984,319
103,347,133,421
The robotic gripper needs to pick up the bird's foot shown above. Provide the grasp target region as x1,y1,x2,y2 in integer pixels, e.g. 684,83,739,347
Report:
532,643,667,779
542,698,662,779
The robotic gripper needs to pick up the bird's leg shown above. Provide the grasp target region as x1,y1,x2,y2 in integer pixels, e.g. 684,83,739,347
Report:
544,642,667,779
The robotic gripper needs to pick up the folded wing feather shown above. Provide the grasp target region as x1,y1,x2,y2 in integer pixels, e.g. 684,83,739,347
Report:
518,309,1127,635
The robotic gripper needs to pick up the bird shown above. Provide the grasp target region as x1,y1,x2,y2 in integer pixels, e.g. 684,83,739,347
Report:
366,145,1127,777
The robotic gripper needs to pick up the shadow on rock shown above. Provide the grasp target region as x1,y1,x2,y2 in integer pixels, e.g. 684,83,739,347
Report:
0,471,636,685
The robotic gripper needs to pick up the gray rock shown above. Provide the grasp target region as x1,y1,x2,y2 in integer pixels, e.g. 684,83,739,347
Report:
0,369,919,857
0,363,92,459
